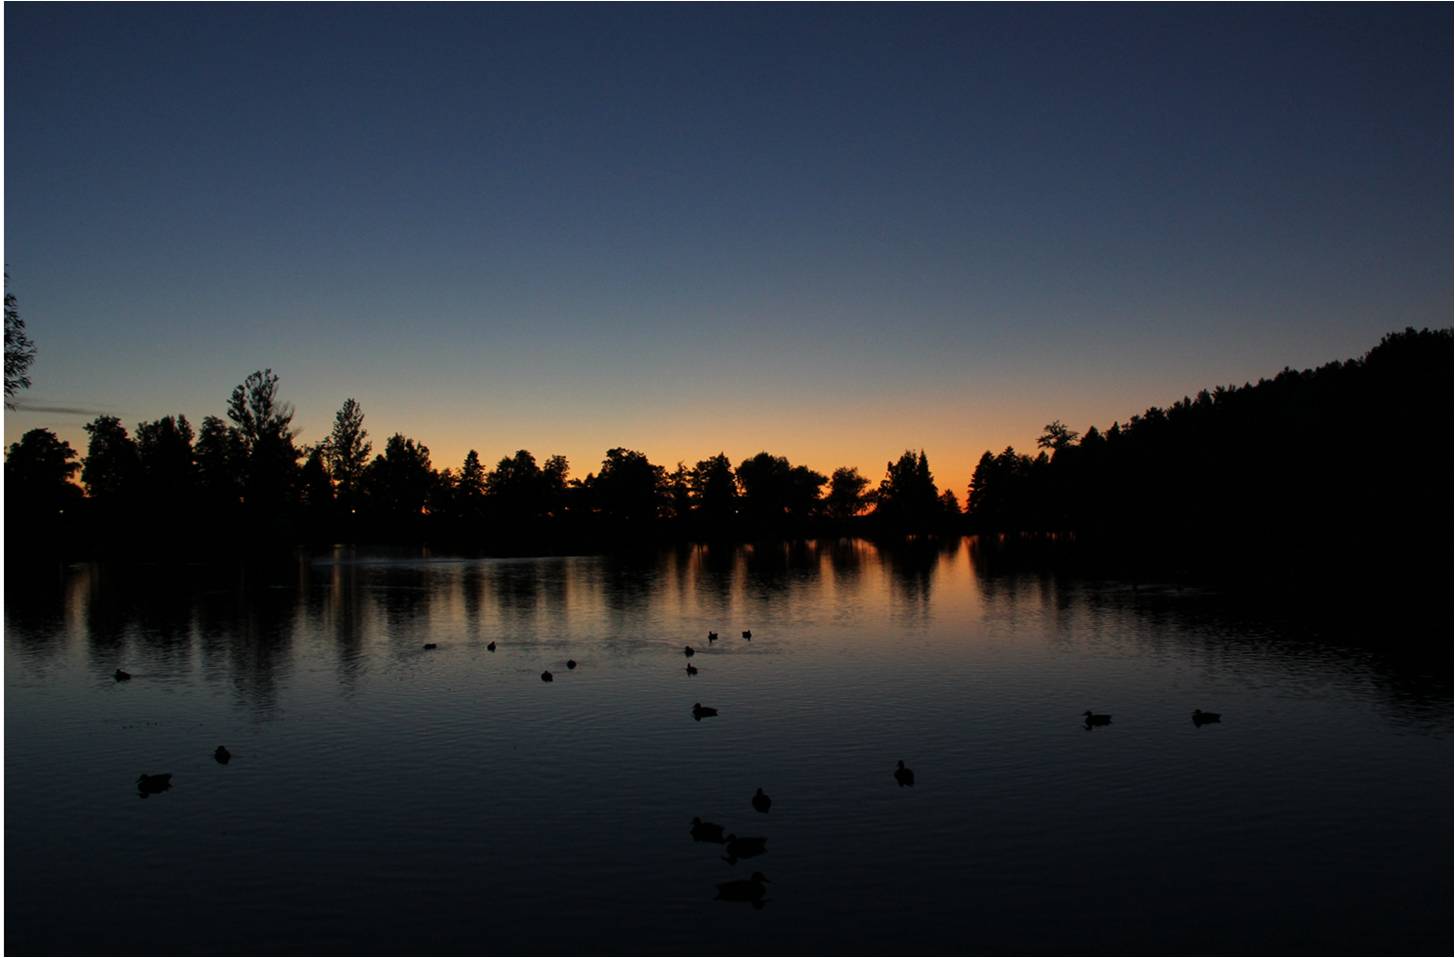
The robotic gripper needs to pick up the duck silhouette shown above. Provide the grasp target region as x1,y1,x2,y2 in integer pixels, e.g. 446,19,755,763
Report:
741,630,752,640
752,787,772,813
894,760,915,787
114,669,131,681
541,670,554,682
486,641,496,652
715,872,770,907
723,833,768,863
422,643,438,650
707,631,718,642
692,702,718,721
1192,709,1222,726
690,817,726,843
136,773,172,797
214,746,231,765
685,663,698,676
1083,710,1112,728
684,646,696,658
567,659,577,670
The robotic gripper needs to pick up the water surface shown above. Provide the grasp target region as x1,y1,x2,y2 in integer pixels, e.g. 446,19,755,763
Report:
6,540,1449,953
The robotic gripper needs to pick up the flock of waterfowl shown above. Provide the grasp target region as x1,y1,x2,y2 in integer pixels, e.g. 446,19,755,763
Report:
690,785,777,906
672,634,1220,905
1080,707,1223,730
119,625,1223,905
676,629,919,907
673,630,783,905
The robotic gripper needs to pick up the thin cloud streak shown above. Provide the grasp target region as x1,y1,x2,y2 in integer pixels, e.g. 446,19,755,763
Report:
8,400,113,417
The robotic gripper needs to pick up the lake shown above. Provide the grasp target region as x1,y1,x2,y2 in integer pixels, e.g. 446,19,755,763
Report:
4,539,1450,953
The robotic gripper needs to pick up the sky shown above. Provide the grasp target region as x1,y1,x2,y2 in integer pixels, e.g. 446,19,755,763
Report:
4,5,1450,494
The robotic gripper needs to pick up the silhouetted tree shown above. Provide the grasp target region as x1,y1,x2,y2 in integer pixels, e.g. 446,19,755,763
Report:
736,452,784,527
826,466,870,520
4,271,36,406
590,447,664,526
541,455,570,519
787,464,827,522
362,433,434,534
454,449,487,527
227,370,301,521
5,428,81,512
1037,420,1080,451
733,452,825,534
298,445,334,538
458,450,486,499
665,462,692,523
132,415,196,538
325,397,371,512
966,446,1040,532
486,449,546,520
874,450,941,532
135,415,194,493
5,427,82,555
427,466,457,524
194,415,246,510
480,449,570,531
81,416,141,504
227,369,294,447
689,453,738,531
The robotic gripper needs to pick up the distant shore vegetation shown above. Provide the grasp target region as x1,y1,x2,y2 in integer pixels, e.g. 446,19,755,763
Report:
6,328,1450,594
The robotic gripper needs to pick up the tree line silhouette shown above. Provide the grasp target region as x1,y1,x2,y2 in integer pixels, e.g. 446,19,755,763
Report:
5,369,962,556
6,328,1449,587
964,327,1452,597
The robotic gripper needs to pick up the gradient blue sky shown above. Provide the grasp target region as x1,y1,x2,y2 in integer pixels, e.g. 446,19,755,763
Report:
5,5,1450,492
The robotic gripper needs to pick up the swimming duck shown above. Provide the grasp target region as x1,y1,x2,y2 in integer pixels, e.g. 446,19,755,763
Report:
541,670,554,682
422,643,438,650
1192,709,1222,726
690,817,726,843
214,746,231,765
741,630,752,640
707,631,718,642
486,641,496,652
136,773,172,796
114,669,131,681
686,663,698,675
894,760,915,787
567,659,577,670
752,787,772,813
684,646,696,658
724,834,768,860
1083,710,1112,727
692,702,718,721
715,872,770,905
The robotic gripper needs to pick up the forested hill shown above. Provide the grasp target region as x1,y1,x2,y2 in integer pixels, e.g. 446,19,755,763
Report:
965,327,1453,595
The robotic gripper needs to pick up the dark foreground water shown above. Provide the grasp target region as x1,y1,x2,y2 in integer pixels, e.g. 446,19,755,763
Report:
5,539,1450,954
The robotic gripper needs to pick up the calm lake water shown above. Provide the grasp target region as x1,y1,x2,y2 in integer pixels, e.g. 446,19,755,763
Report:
5,539,1450,954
